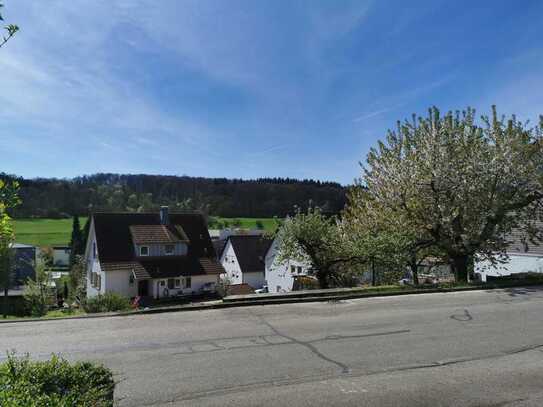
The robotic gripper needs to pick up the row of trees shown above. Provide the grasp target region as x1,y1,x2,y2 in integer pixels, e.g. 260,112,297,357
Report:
3,174,347,219
279,107,543,287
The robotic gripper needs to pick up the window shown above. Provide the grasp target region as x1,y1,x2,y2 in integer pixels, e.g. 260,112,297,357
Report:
168,278,175,289
290,265,296,274
129,274,135,286
297,266,303,274
93,242,96,258
140,246,149,256
160,280,165,286
165,245,174,255
174,279,181,288
185,277,192,289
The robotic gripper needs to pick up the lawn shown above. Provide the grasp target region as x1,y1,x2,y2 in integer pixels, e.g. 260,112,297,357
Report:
13,216,275,247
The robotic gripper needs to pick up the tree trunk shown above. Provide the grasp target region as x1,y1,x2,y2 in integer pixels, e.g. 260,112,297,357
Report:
371,257,376,286
452,255,469,283
316,270,329,289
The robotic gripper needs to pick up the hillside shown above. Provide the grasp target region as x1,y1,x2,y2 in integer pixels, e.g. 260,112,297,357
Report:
3,173,348,219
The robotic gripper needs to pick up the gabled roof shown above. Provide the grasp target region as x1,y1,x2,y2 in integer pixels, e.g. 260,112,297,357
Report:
213,239,228,259
92,212,223,278
129,224,188,245
228,235,272,274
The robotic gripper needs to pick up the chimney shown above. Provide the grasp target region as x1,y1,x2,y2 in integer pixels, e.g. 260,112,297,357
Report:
160,206,169,225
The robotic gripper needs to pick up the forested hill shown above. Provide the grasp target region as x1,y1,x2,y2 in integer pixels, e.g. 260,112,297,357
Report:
3,173,348,218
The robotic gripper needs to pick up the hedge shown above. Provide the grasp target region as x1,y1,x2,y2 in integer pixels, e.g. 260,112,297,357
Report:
0,354,115,406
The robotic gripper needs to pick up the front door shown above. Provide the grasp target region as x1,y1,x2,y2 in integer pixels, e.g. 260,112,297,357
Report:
138,280,148,296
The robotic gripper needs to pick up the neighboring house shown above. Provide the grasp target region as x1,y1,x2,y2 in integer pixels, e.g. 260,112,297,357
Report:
264,236,313,293
11,243,38,287
220,235,272,289
52,246,71,268
475,223,543,282
212,229,265,260
85,207,224,299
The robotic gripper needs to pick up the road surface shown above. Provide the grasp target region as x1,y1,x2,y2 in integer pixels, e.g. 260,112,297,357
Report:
1,287,543,406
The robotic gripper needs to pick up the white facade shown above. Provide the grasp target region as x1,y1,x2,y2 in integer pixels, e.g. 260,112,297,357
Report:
85,221,105,297
219,239,265,289
264,237,312,293
475,253,543,282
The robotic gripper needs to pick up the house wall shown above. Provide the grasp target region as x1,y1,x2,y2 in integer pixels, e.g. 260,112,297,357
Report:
106,270,138,298
475,254,543,282
220,240,243,284
134,243,187,257
85,222,104,298
265,238,311,293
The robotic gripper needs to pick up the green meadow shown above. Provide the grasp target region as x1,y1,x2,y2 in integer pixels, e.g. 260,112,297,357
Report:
13,216,275,247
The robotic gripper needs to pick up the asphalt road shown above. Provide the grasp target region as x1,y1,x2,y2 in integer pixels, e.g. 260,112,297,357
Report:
1,287,543,406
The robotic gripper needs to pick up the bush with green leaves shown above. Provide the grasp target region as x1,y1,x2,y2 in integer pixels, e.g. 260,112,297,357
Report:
83,292,131,313
0,353,114,406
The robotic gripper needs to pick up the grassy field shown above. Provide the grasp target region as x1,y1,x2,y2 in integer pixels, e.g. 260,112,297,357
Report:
13,218,88,247
209,217,278,232
13,216,275,247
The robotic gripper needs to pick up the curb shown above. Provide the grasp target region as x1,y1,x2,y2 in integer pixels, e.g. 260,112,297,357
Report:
1,283,542,324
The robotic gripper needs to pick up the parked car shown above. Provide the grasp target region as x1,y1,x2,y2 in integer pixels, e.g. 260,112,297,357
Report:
254,286,268,294
200,282,216,293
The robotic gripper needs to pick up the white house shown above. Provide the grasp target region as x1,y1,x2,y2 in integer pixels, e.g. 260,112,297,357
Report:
264,237,313,293
220,235,271,289
85,207,224,299
475,225,543,282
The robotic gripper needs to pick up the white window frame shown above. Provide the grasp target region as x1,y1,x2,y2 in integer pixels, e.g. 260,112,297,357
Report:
140,246,149,256
174,278,181,288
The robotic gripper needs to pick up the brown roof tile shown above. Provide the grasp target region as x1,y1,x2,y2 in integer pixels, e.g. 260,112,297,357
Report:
129,225,188,244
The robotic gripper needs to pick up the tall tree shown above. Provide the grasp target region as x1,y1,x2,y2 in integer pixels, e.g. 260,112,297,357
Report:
352,107,543,282
69,215,83,266
276,207,364,288
0,1,19,49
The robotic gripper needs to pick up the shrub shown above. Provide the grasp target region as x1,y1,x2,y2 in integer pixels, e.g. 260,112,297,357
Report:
0,354,115,406
23,265,56,317
83,292,131,313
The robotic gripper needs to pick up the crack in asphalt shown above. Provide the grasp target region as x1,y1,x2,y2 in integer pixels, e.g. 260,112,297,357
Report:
255,314,351,374
133,343,543,406
450,309,473,321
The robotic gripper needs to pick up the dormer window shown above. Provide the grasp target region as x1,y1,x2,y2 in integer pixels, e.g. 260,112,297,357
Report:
140,246,149,256
165,244,174,255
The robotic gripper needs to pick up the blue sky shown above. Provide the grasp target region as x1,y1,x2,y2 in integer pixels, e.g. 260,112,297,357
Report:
1,0,542,185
